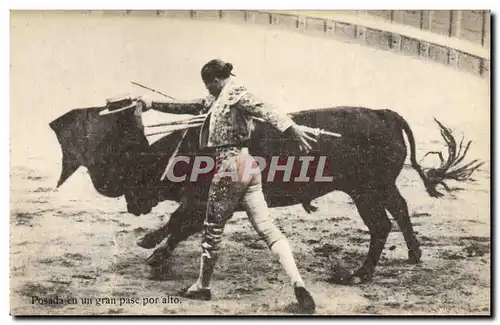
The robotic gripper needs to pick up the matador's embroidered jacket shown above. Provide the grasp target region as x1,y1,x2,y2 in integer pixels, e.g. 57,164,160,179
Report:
151,79,295,148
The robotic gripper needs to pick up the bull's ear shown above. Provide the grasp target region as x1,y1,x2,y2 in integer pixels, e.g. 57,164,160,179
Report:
57,150,80,187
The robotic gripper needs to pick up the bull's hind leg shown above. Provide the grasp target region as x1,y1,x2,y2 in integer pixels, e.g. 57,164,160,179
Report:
384,185,422,264
349,192,392,283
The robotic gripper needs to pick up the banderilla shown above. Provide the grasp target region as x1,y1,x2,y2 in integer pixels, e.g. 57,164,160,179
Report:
131,81,177,100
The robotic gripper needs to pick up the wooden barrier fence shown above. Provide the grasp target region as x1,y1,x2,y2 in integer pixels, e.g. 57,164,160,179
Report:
122,9,491,79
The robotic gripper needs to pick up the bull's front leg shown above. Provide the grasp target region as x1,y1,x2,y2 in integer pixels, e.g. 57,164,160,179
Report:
137,221,171,250
136,197,200,249
146,207,206,267
136,200,193,249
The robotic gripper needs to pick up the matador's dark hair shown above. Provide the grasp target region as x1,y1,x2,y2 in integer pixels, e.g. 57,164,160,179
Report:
201,59,235,82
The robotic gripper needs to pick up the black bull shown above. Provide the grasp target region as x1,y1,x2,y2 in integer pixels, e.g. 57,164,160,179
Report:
49,105,469,283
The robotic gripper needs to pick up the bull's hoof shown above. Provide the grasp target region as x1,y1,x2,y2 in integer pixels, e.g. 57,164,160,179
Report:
328,267,373,285
302,201,319,214
350,268,373,284
146,248,171,267
408,247,422,264
137,233,161,249
178,286,212,301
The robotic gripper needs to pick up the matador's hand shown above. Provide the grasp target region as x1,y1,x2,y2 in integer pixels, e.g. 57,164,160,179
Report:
287,124,318,152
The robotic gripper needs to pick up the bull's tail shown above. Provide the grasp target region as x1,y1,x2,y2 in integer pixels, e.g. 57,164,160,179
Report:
383,110,443,198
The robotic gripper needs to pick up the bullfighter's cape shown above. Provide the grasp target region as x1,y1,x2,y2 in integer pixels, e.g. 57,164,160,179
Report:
49,106,148,197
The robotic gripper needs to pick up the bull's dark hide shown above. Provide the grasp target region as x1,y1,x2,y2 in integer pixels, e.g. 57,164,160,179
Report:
50,105,485,283
49,105,434,216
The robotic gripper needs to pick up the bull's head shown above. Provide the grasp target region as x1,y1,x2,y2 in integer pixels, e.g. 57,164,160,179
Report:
423,118,485,195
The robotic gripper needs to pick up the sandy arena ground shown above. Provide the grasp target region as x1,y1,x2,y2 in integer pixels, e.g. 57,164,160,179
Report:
10,11,490,315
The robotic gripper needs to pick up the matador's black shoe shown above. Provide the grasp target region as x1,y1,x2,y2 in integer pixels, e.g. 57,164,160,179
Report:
294,286,316,314
178,286,212,301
